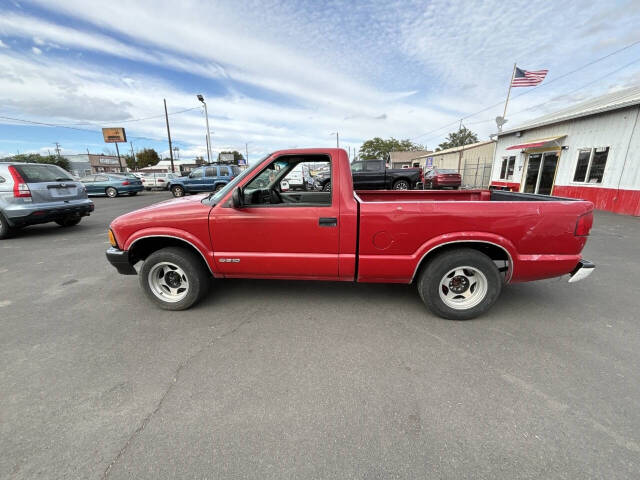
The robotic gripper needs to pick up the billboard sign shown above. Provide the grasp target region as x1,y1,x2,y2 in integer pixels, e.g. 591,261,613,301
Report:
102,127,127,143
219,153,235,163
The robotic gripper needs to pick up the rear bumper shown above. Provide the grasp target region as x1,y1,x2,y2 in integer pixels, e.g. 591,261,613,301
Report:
568,259,595,283
106,247,137,275
5,200,94,227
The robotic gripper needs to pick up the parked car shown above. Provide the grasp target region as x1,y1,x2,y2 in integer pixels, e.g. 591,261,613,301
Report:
142,173,179,190
424,168,462,189
168,165,241,197
315,159,422,191
0,162,94,239
80,173,143,197
106,148,595,320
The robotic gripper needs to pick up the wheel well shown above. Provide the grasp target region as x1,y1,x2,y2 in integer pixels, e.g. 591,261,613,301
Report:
394,177,410,184
128,237,212,275
412,242,511,283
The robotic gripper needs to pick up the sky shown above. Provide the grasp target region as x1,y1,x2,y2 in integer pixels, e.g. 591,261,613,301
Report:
1,0,640,162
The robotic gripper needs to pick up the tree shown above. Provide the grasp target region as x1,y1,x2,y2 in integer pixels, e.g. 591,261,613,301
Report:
218,150,245,164
436,126,479,151
134,148,160,169
7,153,70,171
358,137,425,161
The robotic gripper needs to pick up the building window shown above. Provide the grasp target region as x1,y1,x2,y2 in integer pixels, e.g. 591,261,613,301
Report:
499,156,516,180
572,147,609,184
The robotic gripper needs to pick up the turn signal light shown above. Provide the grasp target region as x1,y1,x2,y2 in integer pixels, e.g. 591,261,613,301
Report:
575,211,593,236
108,229,117,247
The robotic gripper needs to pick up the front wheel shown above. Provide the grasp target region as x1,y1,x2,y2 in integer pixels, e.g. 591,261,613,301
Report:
322,181,331,192
105,187,118,198
0,213,15,240
171,185,185,197
140,247,210,310
417,248,502,320
393,179,410,190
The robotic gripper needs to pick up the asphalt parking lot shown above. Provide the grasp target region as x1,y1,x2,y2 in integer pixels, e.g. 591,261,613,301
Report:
1,191,639,479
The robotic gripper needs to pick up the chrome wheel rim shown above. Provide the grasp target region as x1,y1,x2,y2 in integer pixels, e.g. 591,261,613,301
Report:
148,262,189,303
106,188,116,197
438,266,487,310
173,187,184,197
324,182,331,192
394,181,409,190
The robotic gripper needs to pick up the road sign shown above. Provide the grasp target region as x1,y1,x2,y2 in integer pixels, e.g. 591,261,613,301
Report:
102,127,127,143
425,156,434,167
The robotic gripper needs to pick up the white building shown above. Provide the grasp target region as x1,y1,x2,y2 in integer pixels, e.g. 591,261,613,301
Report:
491,86,640,216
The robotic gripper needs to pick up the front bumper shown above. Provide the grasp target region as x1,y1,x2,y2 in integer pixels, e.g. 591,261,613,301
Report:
106,247,137,275
568,259,595,283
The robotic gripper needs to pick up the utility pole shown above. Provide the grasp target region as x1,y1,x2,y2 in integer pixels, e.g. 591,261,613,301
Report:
164,98,175,173
54,142,61,156
245,142,249,165
205,135,211,164
130,141,136,170
330,132,339,148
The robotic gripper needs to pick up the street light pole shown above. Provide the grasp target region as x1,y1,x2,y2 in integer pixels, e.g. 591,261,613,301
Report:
197,94,213,165
330,132,339,148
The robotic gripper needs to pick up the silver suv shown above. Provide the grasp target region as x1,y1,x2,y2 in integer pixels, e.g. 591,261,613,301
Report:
0,162,94,239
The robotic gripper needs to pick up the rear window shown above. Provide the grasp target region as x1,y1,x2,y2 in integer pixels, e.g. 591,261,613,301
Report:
14,164,73,183
438,169,458,174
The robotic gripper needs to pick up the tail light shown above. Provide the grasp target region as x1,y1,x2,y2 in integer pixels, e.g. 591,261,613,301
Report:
418,168,424,182
122,181,130,186
8,166,31,197
575,211,593,236
157,178,164,183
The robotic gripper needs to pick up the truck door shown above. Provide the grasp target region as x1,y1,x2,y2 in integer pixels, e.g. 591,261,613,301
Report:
210,154,340,279
352,160,383,189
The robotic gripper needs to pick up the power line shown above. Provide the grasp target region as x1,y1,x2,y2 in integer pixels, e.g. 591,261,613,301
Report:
410,38,640,141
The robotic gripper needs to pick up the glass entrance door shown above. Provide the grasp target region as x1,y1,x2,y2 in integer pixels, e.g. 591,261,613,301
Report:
522,152,559,195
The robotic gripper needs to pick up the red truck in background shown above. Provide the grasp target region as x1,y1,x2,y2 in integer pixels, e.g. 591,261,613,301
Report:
106,148,595,320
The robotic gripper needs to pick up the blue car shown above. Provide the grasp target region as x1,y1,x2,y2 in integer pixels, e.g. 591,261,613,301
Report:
168,165,240,197
80,173,144,198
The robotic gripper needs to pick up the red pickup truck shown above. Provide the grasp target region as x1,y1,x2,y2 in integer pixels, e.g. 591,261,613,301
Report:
106,148,595,320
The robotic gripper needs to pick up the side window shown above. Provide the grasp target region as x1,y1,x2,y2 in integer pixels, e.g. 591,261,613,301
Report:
572,147,609,184
219,166,230,176
499,156,516,180
190,169,204,179
243,156,331,206
96,175,109,181
351,161,364,172
365,160,383,171
80,176,95,183
205,167,216,177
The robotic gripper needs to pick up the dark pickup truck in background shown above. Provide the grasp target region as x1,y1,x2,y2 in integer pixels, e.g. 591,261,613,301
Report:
315,159,422,191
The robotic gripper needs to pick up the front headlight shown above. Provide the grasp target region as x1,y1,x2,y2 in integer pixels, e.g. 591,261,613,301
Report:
108,229,118,248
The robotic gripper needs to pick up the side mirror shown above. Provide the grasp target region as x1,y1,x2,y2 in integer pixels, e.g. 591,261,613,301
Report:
231,187,244,208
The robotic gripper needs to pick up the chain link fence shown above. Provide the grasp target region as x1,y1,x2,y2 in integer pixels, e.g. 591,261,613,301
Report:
461,158,493,188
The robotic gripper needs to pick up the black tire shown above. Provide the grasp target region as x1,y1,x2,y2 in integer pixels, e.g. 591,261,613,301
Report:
0,213,15,240
393,179,410,190
322,181,331,192
171,185,185,197
214,184,225,192
129,192,138,196
106,187,118,198
417,248,503,320
139,247,210,311
55,216,81,227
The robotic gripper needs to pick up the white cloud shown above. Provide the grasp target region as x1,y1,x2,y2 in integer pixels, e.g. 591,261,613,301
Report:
31,46,41,55
0,39,8,48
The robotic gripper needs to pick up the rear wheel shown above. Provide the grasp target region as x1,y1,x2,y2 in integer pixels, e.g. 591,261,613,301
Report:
393,179,410,190
322,181,331,192
140,247,210,310
417,248,502,320
55,216,81,227
171,185,185,197
214,184,225,192
129,192,138,196
106,187,118,198
0,213,15,240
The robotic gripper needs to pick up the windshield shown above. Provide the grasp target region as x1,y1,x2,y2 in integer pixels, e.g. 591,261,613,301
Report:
205,154,271,205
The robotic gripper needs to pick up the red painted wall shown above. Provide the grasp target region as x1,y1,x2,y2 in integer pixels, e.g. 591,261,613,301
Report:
552,186,640,216
490,181,521,191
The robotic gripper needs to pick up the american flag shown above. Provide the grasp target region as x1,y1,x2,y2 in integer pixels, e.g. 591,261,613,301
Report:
511,67,548,87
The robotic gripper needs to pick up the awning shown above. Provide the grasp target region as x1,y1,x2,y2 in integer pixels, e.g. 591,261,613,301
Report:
506,135,566,151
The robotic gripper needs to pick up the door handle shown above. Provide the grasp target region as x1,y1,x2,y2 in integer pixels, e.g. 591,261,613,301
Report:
319,217,337,227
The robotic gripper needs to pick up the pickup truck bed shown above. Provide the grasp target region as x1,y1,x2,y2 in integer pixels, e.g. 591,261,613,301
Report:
106,148,594,320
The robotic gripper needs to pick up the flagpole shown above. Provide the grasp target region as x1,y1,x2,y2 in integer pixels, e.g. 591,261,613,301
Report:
502,62,517,119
